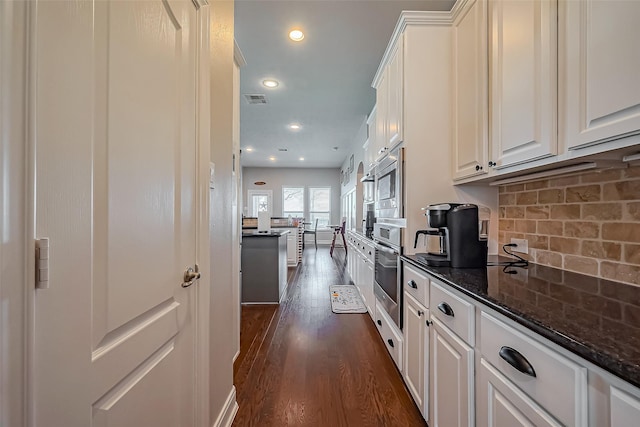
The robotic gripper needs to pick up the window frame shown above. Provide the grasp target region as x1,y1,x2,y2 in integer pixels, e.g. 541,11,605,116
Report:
308,186,332,228
282,186,305,219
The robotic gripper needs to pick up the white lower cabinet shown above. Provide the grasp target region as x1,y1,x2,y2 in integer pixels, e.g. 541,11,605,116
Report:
478,358,561,427
611,386,640,427
286,231,298,266
361,255,375,319
397,261,640,427
480,312,587,426
346,233,375,320
431,317,474,427
403,292,429,418
375,300,403,371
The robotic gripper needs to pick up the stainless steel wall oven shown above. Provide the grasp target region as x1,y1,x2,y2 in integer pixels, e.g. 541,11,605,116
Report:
373,221,404,329
375,146,403,220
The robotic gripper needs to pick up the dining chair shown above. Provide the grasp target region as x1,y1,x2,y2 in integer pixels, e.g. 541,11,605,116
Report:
303,218,318,250
330,217,347,257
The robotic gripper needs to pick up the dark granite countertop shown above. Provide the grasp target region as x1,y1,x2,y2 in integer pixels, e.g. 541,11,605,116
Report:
402,254,640,388
242,230,290,237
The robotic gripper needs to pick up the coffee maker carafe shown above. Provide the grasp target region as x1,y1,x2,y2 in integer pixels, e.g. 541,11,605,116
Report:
415,203,490,268
414,203,458,266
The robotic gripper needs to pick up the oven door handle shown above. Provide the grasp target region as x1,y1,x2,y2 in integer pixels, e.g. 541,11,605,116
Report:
373,242,399,255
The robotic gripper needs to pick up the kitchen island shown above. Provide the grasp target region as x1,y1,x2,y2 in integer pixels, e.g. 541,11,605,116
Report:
241,230,289,304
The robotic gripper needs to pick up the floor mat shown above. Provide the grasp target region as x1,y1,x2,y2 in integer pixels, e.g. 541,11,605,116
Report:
330,285,367,313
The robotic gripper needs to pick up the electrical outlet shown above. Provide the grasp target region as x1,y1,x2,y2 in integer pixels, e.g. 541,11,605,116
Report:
510,238,529,254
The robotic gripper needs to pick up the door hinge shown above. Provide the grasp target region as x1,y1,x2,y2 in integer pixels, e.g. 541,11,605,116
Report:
35,238,50,289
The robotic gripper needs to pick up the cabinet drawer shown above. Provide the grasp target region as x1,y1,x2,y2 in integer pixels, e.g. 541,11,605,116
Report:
403,263,429,308
430,279,475,346
375,301,403,372
480,311,587,427
362,240,375,263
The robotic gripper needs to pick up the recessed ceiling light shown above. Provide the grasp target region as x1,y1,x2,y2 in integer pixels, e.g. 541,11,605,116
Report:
289,29,305,42
262,79,279,88
269,156,276,161
245,147,254,152
299,157,305,161
289,123,301,130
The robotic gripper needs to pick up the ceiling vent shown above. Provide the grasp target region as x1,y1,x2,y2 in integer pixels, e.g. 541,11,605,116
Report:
244,94,268,105
278,148,288,152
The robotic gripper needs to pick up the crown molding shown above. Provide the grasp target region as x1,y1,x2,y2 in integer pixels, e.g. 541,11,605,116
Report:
371,9,456,88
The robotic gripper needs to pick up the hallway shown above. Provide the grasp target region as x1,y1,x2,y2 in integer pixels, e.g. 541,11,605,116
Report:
233,247,426,426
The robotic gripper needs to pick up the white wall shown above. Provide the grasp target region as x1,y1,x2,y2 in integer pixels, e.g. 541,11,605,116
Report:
242,167,341,225
340,116,368,196
209,1,239,425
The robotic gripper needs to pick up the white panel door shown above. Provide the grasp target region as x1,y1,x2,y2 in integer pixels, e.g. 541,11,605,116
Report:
403,293,428,418
489,0,557,168
33,1,200,426
431,318,474,427
387,34,404,148
477,359,562,427
375,69,389,160
611,386,640,427
452,0,489,180
560,0,640,150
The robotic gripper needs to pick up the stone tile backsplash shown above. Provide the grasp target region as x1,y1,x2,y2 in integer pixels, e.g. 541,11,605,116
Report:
498,165,640,286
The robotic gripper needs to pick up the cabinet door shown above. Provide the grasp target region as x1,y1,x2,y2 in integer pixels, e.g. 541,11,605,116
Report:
375,69,389,161
489,0,557,169
403,293,428,418
452,0,489,180
349,244,356,283
431,318,474,427
364,260,375,318
366,107,377,171
560,0,640,151
287,233,297,266
387,34,404,148
477,358,562,427
356,252,366,303
611,386,640,427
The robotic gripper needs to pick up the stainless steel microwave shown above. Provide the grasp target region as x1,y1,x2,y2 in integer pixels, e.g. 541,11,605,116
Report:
375,146,404,220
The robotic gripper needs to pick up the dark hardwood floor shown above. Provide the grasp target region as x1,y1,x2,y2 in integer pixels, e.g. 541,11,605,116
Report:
233,246,426,426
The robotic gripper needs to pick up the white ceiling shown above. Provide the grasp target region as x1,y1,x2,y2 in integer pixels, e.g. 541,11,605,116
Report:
235,0,456,168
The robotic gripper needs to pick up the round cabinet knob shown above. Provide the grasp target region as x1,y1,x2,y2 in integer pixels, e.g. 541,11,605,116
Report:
489,161,496,167
475,164,483,171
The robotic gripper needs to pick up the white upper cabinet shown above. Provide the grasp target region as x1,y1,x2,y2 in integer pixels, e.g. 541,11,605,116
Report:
488,0,557,169
364,106,377,173
373,31,405,162
387,34,404,149
559,0,640,151
452,0,489,180
374,69,389,160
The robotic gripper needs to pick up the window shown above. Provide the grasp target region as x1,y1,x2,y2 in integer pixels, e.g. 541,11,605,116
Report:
282,187,304,218
309,187,331,227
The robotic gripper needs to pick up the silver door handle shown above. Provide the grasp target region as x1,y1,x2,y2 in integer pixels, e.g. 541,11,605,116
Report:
182,265,200,288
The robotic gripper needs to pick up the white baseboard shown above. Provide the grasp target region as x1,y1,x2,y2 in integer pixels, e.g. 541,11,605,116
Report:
211,386,238,427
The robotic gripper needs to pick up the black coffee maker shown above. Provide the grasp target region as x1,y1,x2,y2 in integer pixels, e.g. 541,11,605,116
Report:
415,203,489,268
